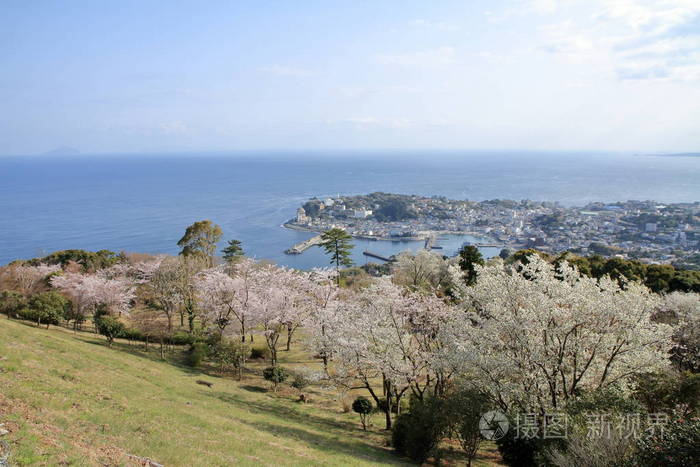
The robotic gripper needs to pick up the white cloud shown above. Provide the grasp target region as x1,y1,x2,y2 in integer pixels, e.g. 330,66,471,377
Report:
375,46,458,67
411,19,460,31
259,65,314,77
535,0,700,81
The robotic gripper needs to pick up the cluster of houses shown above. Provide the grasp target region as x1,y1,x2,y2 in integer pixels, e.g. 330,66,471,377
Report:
289,195,700,266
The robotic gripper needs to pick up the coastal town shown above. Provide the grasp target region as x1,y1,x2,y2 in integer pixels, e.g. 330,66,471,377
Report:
285,192,700,269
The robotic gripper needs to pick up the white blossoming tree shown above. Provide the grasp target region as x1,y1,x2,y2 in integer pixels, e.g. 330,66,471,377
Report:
317,278,456,429
445,255,674,415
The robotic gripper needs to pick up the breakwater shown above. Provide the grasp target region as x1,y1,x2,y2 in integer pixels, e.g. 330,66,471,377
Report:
285,235,323,254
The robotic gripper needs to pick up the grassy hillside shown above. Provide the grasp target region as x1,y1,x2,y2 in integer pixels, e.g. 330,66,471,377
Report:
0,319,414,466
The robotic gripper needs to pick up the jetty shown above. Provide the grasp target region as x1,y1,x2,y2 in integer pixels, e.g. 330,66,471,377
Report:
424,234,442,250
363,251,393,262
285,235,323,254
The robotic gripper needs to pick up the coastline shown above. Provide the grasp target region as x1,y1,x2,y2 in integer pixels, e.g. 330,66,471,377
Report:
282,221,500,245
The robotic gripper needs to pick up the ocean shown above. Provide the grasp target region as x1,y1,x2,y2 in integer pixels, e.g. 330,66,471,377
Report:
1,151,699,269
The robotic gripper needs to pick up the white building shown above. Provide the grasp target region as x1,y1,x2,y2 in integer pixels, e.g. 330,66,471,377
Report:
296,207,308,224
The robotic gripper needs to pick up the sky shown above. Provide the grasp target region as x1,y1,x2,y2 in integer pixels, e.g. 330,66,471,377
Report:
1,0,699,155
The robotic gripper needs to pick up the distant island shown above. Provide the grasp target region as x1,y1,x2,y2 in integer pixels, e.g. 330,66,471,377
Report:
42,146,81,156
285,192,700,269
642,152,700,158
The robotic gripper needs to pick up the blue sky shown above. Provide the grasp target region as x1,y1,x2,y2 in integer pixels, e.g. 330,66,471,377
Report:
1,0,699,154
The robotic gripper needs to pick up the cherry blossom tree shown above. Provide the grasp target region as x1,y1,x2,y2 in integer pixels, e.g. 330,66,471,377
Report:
145,257,184,333
393,250,451,291
251,264,307,365
303,268,340,369
51,271,135,330
316,278,456,429
660,291,700,372
192,258,263,340
1,263,60,295
444,255,674,416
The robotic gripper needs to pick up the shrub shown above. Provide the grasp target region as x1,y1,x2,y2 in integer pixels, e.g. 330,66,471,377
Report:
547,424,637,467
495,427,542,467
447,388,491,465
211,340,250,379
169,331,196,346
291,372,312,391
121,327,145,341
250,346,270,360
262,366,288,391
391,413,411,454
352,396,373,430
391,396,450,463
23,291,69,328
94,309,126,347
0,290,27,319
634,417,700,466
186,342,208,368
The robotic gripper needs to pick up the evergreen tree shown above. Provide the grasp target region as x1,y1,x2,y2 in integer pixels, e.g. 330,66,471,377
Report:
458,245,484,286
221,239,244,262
319,228,354,282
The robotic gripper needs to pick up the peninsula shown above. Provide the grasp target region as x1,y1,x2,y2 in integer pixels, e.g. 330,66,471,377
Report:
285,192,700,269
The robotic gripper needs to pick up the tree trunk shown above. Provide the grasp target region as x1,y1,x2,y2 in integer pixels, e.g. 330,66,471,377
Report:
286,325,293,351
188,309,195,333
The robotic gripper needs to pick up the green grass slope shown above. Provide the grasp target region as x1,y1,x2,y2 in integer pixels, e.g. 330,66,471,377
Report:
0,319,408,466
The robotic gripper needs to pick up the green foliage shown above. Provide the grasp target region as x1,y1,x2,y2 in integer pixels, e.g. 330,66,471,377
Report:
634,418,700,466
457,245,484,286
262,366,288,390
499,248,512,260
186,342,209,368
177,220,223,266
21,291,70,327
169,331,197,346
495,425,542,467
391,414,410,455
373,199,416,222
588,241,624,256
360,262,391,277
250,346,270,360
0,290,27,318
319,228,354,271
391,396,451,463
633,371,700,417
302,199,322,217
352,396,373,430
94,309,126,347
211,339,250,378
566,385,645,418
27,249,121,272
508,248,700,294
221,239,244,262
121,327,146,342
447,388,491,464
291,372,312,391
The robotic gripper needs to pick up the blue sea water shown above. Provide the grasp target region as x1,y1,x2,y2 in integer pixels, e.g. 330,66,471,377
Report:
1,151,699,269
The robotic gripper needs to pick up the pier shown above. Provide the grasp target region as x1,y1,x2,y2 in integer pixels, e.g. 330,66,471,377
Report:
363,250,393,262
285,235,323,254
424,234,442,250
